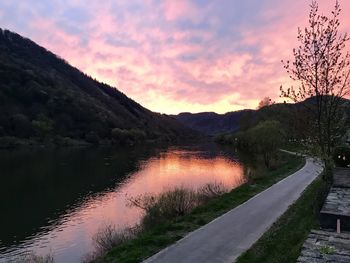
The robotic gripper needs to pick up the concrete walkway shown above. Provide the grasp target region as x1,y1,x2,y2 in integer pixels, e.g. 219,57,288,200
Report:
145,157,323,263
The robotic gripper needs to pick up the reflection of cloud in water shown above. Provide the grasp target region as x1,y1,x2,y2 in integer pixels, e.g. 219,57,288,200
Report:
0,147,245,263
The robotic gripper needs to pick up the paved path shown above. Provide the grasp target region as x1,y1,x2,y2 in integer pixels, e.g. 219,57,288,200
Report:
145,157,323,263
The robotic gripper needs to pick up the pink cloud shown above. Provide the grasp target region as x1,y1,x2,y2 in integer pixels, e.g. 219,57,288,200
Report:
2,0,350,113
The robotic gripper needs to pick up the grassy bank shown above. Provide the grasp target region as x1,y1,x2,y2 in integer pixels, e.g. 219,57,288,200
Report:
236,175,329,263
100,153,304,263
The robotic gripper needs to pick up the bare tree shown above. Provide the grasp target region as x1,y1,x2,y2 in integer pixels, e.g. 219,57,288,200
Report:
281,1,350,156
257,96,274,109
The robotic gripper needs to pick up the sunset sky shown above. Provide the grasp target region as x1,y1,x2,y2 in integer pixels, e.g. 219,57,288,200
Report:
1,0,350,114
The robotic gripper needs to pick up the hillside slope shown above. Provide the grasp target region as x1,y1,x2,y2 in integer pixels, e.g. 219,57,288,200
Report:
0,29,195,146
174,110,253,136
175,99,350,136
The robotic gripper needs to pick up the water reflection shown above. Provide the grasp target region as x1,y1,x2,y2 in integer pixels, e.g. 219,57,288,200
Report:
0,144,246,263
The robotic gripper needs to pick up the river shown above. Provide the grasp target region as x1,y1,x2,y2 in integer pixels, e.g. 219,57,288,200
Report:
0,143,246,262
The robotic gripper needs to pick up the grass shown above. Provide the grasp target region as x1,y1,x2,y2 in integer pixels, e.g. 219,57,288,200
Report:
319,245,336,255
100,153,304,263
236,175,329,263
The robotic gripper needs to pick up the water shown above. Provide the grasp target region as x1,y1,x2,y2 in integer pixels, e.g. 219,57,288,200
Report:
0,144,246,262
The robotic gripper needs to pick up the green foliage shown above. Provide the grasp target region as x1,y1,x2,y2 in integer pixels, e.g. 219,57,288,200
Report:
319,245,336,255
237,99,349,159
333,146,350,167
237,120,284,167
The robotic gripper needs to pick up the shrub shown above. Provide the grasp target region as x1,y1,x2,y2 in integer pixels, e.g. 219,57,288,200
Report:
86,183,230,261
128,187,198,228
197,182,229,203
83,224,141,263
128,183,229,228
244,165,267,183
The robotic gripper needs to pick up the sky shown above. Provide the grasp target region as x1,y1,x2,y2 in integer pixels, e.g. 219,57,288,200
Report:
0,0,350,114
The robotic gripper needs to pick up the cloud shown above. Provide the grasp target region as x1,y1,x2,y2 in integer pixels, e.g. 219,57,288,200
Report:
0,0,350,113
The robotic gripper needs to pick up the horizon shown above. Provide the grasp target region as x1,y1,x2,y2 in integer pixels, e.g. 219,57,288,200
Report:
1,0,350,114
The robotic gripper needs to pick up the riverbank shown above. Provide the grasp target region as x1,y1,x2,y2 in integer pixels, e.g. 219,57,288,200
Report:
101,153,304,262
0,132,204,150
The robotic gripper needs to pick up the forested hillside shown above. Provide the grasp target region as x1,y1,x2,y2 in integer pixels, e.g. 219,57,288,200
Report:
174,110,252,135
175,99,350,137
0,29,195,147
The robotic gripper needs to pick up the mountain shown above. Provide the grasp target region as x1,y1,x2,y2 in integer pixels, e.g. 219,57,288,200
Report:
175,98,350,136
0,29,196,147
173,110,253,136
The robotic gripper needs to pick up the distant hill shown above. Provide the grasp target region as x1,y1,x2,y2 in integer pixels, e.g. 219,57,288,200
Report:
174,98,350,136
0,29,196,147
173,110,253,136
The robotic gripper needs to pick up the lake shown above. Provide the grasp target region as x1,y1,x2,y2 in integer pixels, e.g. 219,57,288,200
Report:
0,143,246,263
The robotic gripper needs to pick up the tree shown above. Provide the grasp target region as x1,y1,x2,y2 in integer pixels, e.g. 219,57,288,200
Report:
280,0,350,156
237,120,284,168
257,97,274,109
249,120,284,168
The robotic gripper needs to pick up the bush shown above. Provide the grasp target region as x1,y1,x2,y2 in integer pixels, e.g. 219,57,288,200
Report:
128,183,229,228
244,165,267,184
85,183,229,261
237,121,284,168
333,146,350,167
197,182,229,203
128,187,198,228
83,224,141,263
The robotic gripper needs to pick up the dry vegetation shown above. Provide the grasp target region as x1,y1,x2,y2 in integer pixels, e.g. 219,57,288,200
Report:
14,253,54,263
85,182,229,262
128,183,229,228
83,224,142,263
